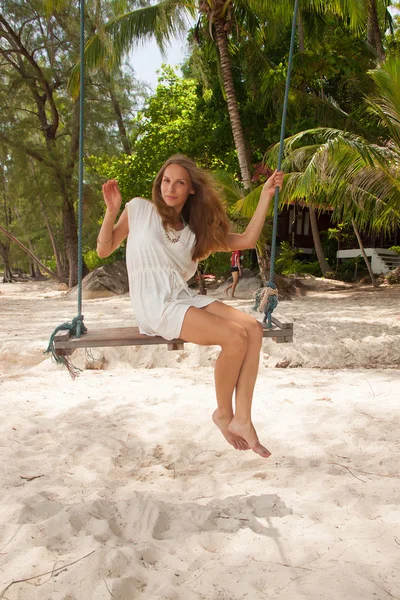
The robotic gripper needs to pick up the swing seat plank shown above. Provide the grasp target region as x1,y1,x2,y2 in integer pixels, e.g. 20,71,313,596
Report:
53,316,293,357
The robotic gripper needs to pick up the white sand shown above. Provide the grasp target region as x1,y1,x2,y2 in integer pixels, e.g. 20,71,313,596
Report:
0,280,399,600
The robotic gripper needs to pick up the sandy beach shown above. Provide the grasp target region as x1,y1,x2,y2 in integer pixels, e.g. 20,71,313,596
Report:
0,280,399,600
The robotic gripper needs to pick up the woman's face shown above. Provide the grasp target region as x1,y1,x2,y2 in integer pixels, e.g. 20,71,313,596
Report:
160,164,195,216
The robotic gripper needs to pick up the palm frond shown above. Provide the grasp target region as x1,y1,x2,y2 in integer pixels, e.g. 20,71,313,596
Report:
232,183,288,219
212,170,244,206
367,57,400,148
68,1,195,96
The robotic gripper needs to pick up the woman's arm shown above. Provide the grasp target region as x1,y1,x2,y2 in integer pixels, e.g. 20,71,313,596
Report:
226,170,284,251
97,180,129,258
97,208,128,258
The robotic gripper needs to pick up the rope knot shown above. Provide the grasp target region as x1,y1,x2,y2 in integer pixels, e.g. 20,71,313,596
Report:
45,315,87,378
253,283,279,328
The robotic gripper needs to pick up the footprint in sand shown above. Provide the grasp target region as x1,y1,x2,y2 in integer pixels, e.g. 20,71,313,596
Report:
109,576,148,598
152,444,164,460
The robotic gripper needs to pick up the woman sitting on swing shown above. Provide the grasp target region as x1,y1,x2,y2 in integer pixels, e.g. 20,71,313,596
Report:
97,155,283,458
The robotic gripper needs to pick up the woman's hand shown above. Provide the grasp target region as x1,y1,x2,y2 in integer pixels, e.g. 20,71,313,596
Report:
102,179,122,214
262,170,284,197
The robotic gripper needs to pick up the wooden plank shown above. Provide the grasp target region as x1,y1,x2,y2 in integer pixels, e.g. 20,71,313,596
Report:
271,316,293,330
54,326,183,350
54,347,75,357
55,329,72,342
53,318,294,356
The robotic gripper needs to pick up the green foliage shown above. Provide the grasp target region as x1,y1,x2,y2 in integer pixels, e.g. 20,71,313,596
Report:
389,245,400,254
319,230,339,264
275,242,325,276
41,257,57,272
0,0,146,281
276,241,302,275
331,257,369,282
199,252,231,278
3,0,398,281
199,249,254,278
299,261,323,277
83,249,114,271
327,223,354,245
385,268,400,284
90,67,237,204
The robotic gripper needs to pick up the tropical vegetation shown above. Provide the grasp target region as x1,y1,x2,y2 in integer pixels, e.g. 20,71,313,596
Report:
1,0,399,287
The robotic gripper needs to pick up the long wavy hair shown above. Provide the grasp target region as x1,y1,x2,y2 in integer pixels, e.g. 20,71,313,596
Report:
152,155,231,261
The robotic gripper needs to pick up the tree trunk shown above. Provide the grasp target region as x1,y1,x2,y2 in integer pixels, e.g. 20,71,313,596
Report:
38,198,67,279
197,267,206,295
105,72,132,155
298,12,307,94
61,195,80,287
336,237,341,272
214,19,252,190
298,21,330,278
367,0,385,62
309,206,331,276
13,206,42,278
0,224,67,283
0,242,13,282
351,219,378,287
31,160,67,279
214,15,274,287
61,98,89,287
298,11,305,53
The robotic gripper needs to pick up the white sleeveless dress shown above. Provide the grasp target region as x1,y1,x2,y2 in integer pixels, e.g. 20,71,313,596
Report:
126,197,219,340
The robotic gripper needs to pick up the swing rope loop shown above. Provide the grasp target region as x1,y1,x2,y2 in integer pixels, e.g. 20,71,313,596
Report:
46,0,297,371
76,0,85,336
45,316,87,377
46,0,86,371
266,0,299,327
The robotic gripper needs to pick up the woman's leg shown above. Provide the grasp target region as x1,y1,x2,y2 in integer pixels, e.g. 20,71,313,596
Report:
224,270,238,297
230,271,239,298
180,304,270,458
180,306,249,450
203,302,270,458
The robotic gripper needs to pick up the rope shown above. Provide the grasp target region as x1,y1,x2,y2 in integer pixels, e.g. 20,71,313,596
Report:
265,0,299,327
45,316,87,378
45,1,298,367
46,0,86,374
76,0,85,336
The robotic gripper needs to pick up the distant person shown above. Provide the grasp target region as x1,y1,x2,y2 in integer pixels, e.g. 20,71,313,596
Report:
98,154,283,458
225,250,242,299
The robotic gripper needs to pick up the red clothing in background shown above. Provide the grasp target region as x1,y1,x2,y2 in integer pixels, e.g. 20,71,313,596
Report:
230,250,241,268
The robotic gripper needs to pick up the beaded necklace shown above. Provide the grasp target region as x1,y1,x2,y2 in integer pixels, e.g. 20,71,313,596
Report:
165,216,187,244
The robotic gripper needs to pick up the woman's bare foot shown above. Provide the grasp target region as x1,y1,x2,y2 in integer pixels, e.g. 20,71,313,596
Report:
228,417,271,458
212,410,249,451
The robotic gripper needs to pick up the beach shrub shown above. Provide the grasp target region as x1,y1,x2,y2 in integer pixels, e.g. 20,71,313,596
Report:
200,252,230,278
299,261,323,277
331,257,369,282
275,242,321,276
83,248,124,271
386,266,400,284
276,242,300,275
41,257,57,272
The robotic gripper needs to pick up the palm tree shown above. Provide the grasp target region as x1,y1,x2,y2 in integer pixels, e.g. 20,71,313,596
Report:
262,0,392,47
264,57,400,285
275,0,393,278
69,0,274,189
